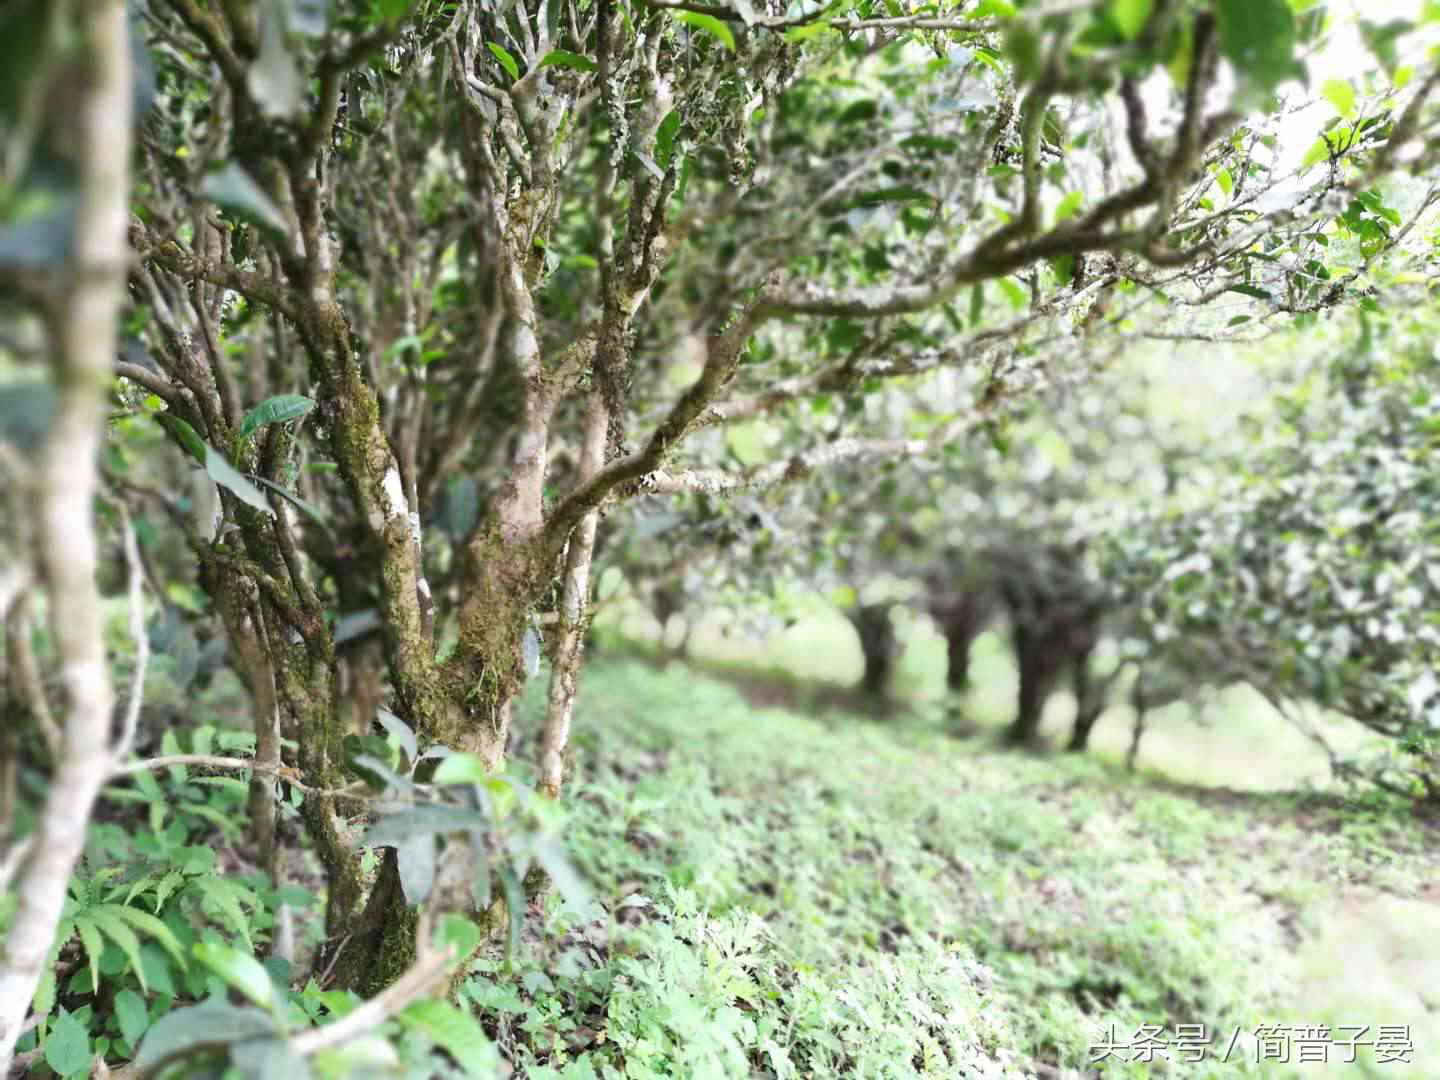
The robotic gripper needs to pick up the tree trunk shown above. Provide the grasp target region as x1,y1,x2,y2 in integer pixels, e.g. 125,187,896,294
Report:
1126,706,1148,772
1066,642,1103,752
848,603,898,702
1126,665,1172,772
1008,621,1062,747
1067,702,1101,752
650,582,686,656
0,3,131,1067
930,590,993,692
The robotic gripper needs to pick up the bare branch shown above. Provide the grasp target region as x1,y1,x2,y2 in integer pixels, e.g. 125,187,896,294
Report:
114,361,184,406
540,393,608,798
3,593,60,758
108,504,150,761
109,754,357,798
544,298,767,546
643,432,935,496
290,945,454,1056
135,223,304,321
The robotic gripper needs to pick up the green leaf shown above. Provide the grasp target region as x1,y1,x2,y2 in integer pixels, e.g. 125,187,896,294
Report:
675,12,736,50
374,0,417,20
1226,283,1273,301
251,475,329,524
1300,136,1332,171
847,186,932,208
654,110,682,171
1322,78,1356,117
538,49,597,72
533,837,592,913
1053,191,1083,224
1214,166,1233,198
76,916,105,994
136,1001,277,1073
33,949,59,1019
193,878,258,948
156,412,208,463
1107,0,1151,40
399,999,499,1077
384,333,426,362
343,734,401,789
200,164,290,234
487,41,520,80
997,277,1028,310
139,944,179,997
193,941,278,1013
434,914,482,961
361,805,490,847
785,19,833,43
237,1036,313,1080
148,870,187,916
375,707,418,764
1216,0,1298,94
239,394,315,439
206,447,275,517
115,988,151,1046
310,1037,399,1075
86,907,148,992
396,834,437,905
44,1009,91,1078
430,752,491,787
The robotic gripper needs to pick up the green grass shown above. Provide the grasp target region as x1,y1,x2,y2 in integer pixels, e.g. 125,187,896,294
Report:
496,659,1440,1078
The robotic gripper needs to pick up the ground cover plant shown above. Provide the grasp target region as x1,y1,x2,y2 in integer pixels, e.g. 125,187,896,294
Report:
492,660,1440,1077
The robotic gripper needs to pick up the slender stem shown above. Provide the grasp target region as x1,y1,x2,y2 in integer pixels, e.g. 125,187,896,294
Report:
0,1,133,1069
539,393,609,797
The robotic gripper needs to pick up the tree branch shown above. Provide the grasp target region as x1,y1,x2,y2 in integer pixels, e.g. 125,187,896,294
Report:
544,299,766,546
136,224,303,321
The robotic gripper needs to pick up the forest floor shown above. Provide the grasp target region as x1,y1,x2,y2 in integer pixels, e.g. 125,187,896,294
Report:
494,653,1440,1079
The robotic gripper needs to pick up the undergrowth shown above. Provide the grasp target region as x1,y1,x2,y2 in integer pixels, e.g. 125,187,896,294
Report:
492,660,1437,1078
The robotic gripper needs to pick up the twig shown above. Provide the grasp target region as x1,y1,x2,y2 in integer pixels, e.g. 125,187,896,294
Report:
0,839,35,897
108,754,365,800
290,945,454,1056
108,503,149,761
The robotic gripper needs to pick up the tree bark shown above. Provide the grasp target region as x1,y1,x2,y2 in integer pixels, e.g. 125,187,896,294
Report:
0,2,132,1067
1126,705,1148,772
1008,620,1062,747
848,603,898,702
929,589,994,693
1067,642,1113,753
540,394,609,799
